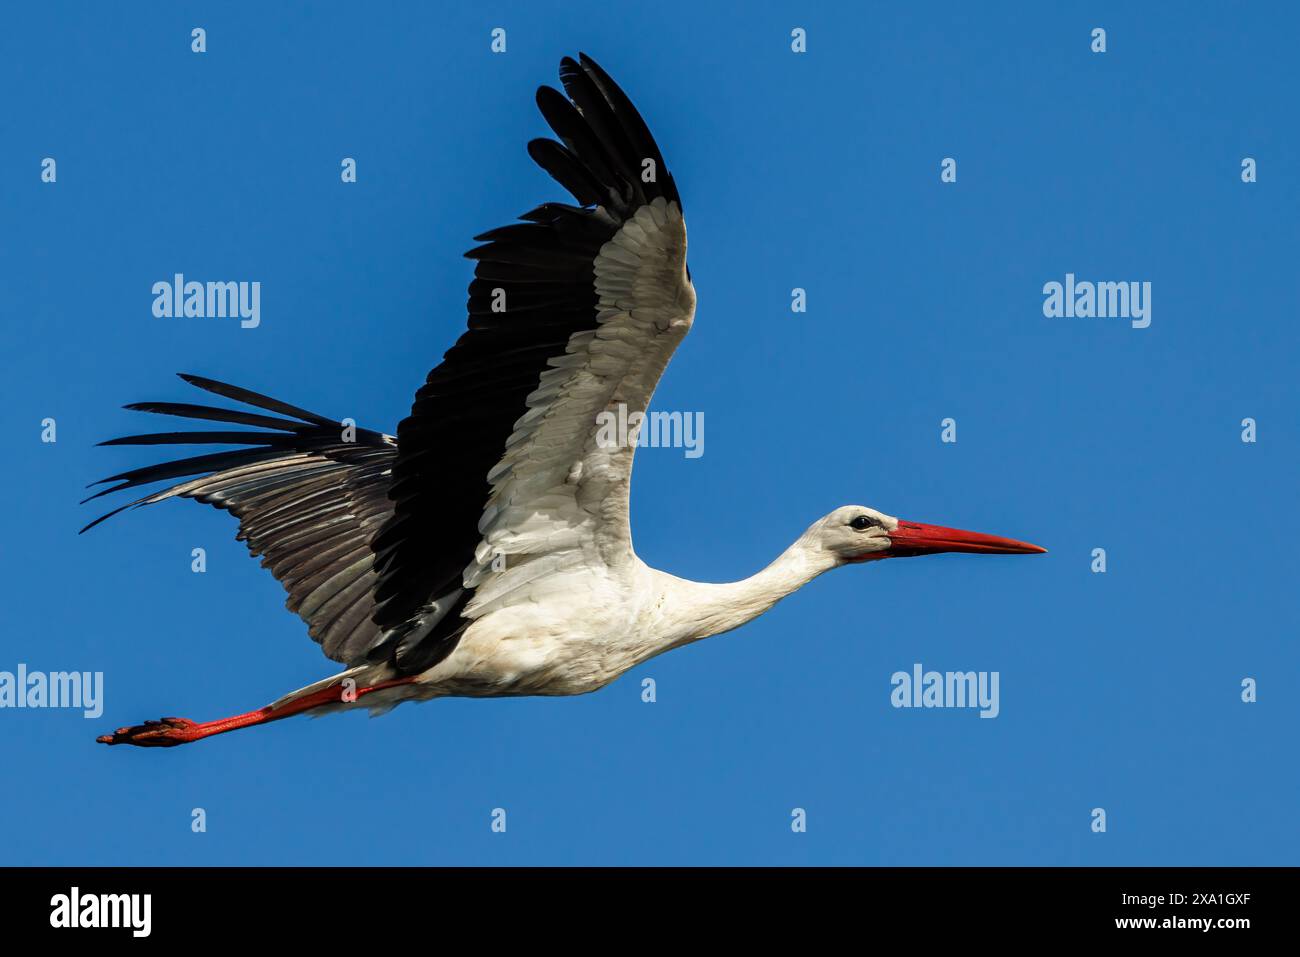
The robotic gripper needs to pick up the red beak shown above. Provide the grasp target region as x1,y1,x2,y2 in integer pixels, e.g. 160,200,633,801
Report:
887,520,1047,557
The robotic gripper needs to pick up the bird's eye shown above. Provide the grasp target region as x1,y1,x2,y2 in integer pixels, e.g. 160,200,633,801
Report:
850,515,875,531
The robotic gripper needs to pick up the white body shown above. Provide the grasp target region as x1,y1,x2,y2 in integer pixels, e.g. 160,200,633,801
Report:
418,548,831,699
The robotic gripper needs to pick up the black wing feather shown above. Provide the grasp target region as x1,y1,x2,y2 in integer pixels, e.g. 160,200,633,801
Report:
370,53,682,673
83,376,398,665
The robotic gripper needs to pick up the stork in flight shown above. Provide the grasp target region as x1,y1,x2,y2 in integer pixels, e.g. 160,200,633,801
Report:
87,54,1045,748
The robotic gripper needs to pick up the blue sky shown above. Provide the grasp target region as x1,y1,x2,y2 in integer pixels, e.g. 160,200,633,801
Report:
2,1,1296,865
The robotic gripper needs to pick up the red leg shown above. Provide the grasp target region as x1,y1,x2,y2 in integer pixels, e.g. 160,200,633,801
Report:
96,676,418,748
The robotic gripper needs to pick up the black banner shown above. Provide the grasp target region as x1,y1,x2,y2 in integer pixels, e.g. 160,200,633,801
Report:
1,866,1289,942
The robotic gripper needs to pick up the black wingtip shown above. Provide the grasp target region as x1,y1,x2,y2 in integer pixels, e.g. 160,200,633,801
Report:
177,372,229,393
79,501,138,534
80,483,124,504
170,373,336,426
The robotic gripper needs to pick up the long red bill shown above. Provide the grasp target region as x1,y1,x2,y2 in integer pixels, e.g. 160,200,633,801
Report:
887,520,1046,557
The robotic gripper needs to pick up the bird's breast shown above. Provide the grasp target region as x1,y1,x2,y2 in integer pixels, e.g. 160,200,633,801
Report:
420,579,660,697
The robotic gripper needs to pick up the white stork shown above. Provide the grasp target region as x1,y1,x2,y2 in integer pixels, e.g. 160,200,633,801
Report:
87,54,1045,747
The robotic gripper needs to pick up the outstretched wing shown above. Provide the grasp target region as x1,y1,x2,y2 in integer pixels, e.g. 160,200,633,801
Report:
83,374,397,665
370,53,696,672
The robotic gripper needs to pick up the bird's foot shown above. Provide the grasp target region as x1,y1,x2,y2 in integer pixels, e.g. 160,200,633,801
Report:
96,717,200,747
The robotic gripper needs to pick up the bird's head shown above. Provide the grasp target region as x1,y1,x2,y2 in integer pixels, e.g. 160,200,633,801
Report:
814,505,1046,564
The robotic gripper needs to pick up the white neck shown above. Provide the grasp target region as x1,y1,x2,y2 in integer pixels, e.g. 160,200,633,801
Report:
648,531,838,653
